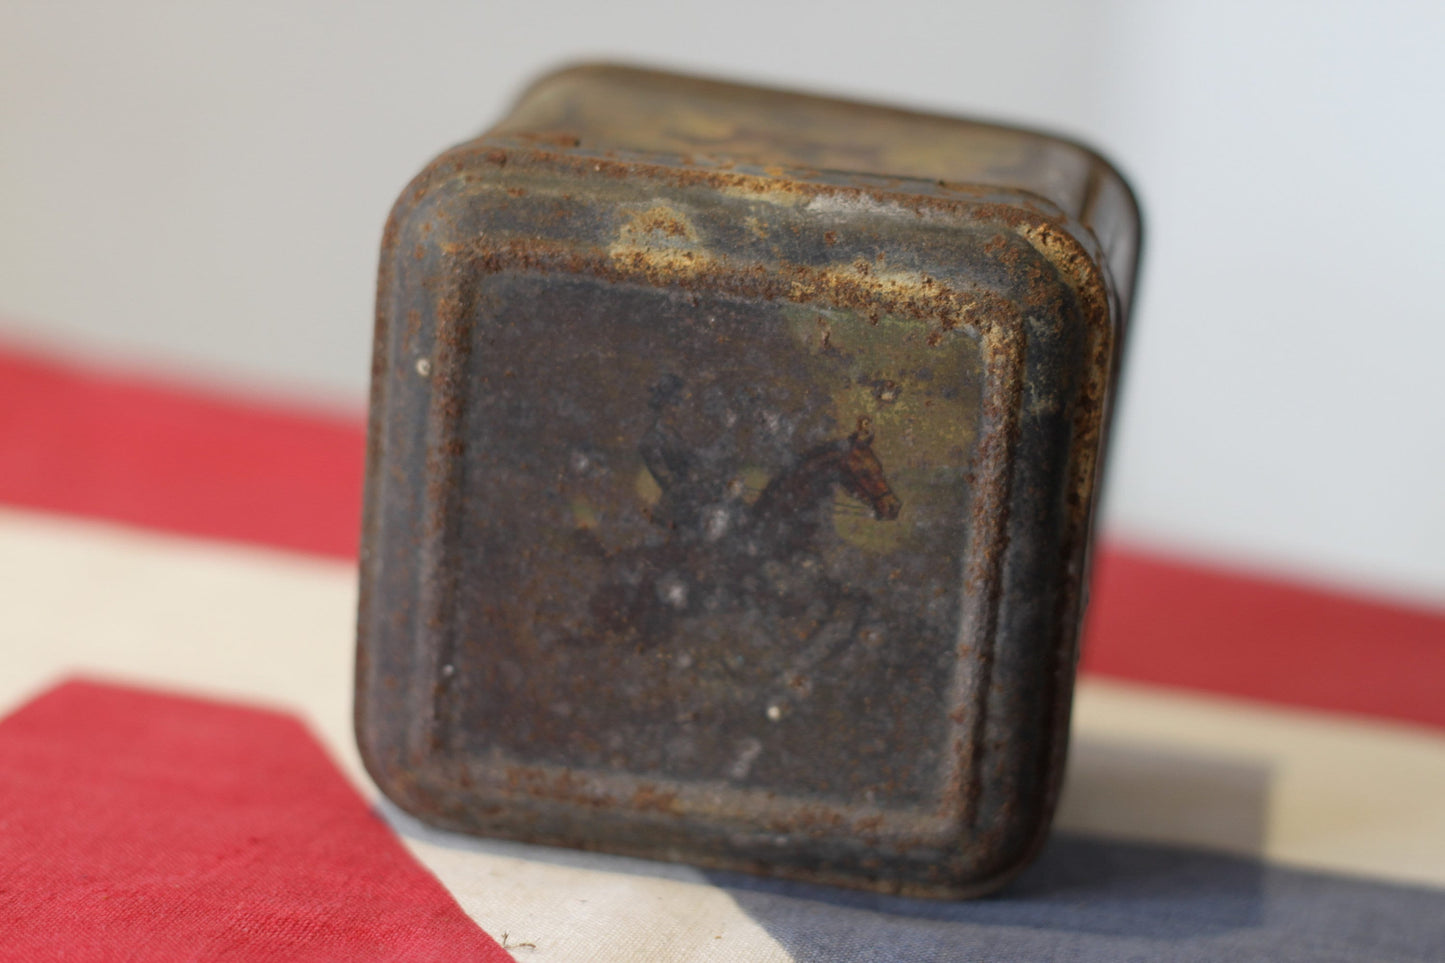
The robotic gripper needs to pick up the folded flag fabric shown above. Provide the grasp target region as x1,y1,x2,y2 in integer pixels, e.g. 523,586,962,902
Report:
0,678,511,962
4,674,1445,961
2,342,1444,961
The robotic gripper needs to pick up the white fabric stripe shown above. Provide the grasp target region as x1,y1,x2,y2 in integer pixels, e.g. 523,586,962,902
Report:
1060,678,1445,888
392,809,790,962
2,505,1443,961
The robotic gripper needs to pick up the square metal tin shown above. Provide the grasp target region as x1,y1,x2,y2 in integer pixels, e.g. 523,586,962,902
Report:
356,65,1140,897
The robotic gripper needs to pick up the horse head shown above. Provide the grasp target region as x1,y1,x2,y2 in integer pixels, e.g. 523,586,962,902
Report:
838,416,902,521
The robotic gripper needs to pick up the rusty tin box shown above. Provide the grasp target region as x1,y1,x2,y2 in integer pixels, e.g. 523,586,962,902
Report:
356,65,1141,898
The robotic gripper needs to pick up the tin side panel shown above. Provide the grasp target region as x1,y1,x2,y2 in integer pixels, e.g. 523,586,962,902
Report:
432,272,984,810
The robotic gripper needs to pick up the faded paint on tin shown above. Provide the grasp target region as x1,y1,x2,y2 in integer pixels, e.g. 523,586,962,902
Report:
439,275,983,809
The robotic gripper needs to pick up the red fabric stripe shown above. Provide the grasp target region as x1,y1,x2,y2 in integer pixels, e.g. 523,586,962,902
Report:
2,343,1442,727
0,347,363,559
1082,548,1445,728
0,679,511,962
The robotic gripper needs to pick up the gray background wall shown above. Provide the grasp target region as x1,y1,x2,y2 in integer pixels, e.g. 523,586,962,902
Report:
2,1,1441,602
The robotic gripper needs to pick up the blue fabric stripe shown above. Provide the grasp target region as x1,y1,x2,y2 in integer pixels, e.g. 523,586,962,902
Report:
711,833,1445,961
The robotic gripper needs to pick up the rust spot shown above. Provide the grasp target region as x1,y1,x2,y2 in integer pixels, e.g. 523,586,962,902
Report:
631,784,682,813
514,130,582,148
623,205,693,239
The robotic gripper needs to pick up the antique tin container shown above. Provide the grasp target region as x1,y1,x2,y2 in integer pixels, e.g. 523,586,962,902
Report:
356,64,1141,898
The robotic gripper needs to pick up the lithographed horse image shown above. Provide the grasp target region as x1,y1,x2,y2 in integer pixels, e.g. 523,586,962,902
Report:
587,399,902,695
748,416,901,561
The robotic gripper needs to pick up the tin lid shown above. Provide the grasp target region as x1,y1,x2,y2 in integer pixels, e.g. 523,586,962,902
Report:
491,64,1140,310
